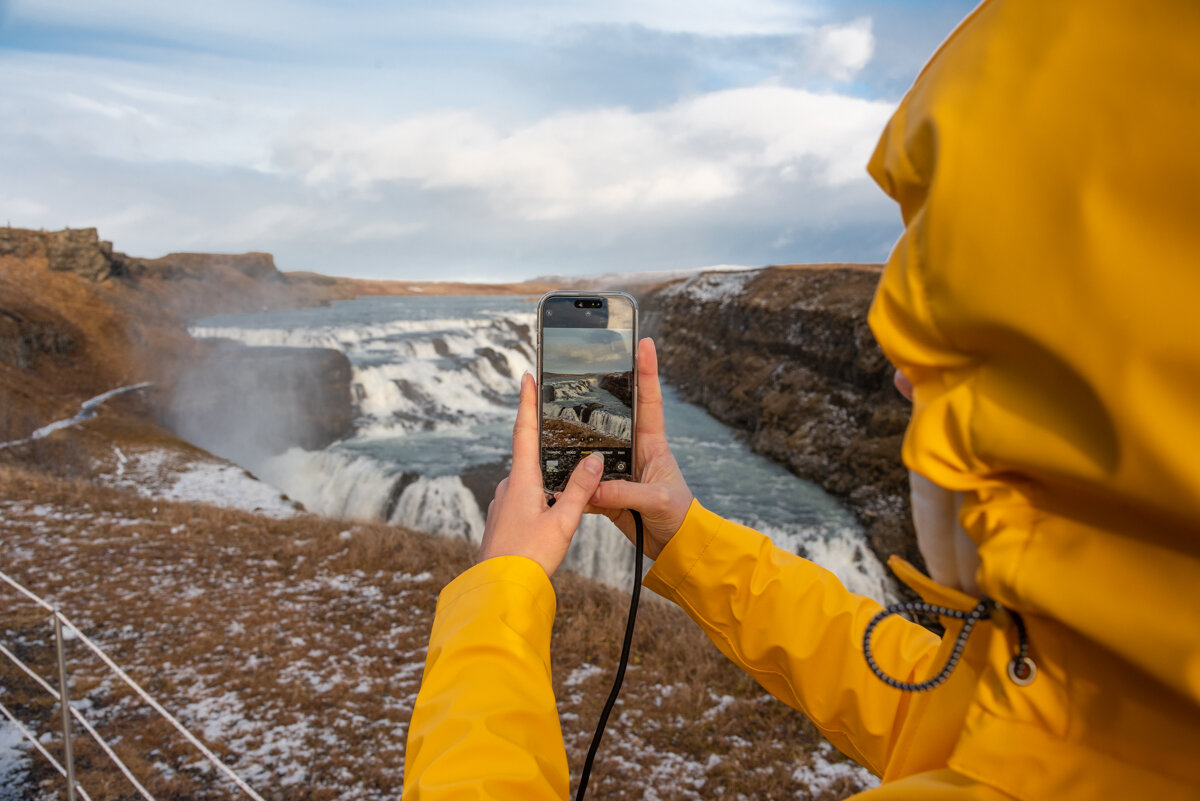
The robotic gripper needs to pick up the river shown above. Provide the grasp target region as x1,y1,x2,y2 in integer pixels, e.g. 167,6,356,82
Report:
191,295,895,602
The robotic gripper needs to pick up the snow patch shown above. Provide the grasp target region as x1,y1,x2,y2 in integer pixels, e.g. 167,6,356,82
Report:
564,662,606,688
98,448,302,519
660,269,759,304
0,382,151,450
791,740,878,797
0,720,31,800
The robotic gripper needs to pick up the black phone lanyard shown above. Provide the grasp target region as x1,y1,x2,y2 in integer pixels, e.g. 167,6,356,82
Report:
574,509,644,800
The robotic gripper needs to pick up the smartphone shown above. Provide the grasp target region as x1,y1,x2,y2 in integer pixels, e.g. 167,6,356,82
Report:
537,291,638,496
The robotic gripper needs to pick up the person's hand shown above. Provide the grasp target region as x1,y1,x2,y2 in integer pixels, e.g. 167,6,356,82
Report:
586,337,694,560
477,372,605,577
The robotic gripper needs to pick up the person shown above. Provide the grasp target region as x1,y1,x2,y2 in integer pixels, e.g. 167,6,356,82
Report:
401,1,1200,798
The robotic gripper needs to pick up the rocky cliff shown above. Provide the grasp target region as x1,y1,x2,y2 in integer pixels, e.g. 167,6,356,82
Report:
641,266,921,572
167,344,355,466
0,227,354,465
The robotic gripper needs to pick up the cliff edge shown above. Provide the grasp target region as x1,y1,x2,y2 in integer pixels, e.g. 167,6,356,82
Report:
642,266,921,572
0,227,353,468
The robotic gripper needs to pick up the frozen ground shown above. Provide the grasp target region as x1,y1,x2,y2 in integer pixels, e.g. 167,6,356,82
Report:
0,719,31,800
98,446,303,519
0,467,876,800
0,491,434,800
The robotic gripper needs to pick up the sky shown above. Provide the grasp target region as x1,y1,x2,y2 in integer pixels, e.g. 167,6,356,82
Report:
543,327,633,377
0,0,979,281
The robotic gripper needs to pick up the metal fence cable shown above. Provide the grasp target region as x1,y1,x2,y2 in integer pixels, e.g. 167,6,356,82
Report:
1,638,158,801
0,571,266,801
56,615,267,801
0,572,55,612
0,641,58,693
67,704,157,801
0,700,95,801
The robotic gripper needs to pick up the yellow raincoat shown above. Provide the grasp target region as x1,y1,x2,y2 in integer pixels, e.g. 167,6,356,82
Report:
403,1,1200,797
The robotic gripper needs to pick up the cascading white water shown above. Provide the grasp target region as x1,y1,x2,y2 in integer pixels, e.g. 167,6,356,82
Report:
191,296,898,603
257,448,398,521
547,377,596,401
542,405,633,441
388,476,487,544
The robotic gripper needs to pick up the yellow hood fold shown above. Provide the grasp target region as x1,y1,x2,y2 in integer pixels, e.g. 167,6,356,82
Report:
866,0,1200,711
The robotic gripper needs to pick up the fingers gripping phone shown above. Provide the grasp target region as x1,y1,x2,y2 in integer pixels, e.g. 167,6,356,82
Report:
537,291,637,496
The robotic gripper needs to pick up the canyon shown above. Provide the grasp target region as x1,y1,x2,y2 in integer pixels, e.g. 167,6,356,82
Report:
1,226,916,571
639,267,920,572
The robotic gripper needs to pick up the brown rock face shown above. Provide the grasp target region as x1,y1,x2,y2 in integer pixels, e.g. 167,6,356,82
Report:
0,308,77,370
598,371,633,407
115,251,281,283
167,344,356,465
640,265,923,574
46,228,115,281
0,227,115,282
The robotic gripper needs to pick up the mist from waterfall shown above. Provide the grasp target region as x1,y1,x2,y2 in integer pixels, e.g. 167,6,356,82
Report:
189,296,897,603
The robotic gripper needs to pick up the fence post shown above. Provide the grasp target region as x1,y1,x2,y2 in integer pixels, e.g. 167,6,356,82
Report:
54,610,77,801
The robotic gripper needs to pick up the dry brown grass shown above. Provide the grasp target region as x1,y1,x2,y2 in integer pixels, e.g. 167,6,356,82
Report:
1,457,873,801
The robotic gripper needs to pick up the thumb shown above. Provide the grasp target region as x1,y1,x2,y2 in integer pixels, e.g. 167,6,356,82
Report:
551,453,605,525
590,478,670,516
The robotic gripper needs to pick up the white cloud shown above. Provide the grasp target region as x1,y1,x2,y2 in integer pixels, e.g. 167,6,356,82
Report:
0,0,924,278
8,0,822,49
275,86,893,222
808,18,875,82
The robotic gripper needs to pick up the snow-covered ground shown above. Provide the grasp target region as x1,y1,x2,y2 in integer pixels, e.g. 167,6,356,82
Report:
0,479,878,800
99,447,303,519
0,494,435,799
657,268,760,304
0,383,152,452
0,720,31,801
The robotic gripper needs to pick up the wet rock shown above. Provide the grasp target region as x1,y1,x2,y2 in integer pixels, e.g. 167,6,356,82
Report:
167,344,355,464
0,308,77,369
475,346,512,378
640,266,923,574
599,371,633,406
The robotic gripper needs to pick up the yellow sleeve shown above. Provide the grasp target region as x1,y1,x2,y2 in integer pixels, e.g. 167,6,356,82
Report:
643,500,940,776
402,556,568,800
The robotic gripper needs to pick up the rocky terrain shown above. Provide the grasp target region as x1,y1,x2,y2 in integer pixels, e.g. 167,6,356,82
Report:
0,227,556,468
0,227,881,800
0,227,356,474
640,266,921,573
167,344,356,467
599,371,633,406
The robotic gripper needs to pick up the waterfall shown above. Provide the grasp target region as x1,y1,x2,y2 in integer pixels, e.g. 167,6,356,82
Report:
388,476,487,544
189,297,897,602
542,404,632,441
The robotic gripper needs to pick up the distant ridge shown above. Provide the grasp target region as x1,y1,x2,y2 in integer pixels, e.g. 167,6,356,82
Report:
529,264,757,292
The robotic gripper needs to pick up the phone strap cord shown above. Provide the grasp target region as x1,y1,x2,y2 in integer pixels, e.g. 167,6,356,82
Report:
862,598,1036,692
574,509,644,801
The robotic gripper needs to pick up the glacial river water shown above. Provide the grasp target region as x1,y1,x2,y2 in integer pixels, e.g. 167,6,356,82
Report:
192,295,895,602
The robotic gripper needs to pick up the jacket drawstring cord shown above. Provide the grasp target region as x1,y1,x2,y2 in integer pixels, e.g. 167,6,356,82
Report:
862,599,1036,691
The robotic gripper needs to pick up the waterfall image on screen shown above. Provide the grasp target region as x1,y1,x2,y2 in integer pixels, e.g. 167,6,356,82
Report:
540,319,634,493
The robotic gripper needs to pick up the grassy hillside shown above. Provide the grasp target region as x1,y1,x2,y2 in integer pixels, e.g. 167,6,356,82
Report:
0,462,873,800
0,226,879,799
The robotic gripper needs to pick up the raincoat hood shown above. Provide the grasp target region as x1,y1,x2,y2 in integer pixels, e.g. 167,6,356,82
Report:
866,0,1200,770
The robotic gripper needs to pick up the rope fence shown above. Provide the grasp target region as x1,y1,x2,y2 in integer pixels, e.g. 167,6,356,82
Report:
0,570,267,801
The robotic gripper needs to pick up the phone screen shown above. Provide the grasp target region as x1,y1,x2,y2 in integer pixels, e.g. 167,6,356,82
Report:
538,292,637,495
